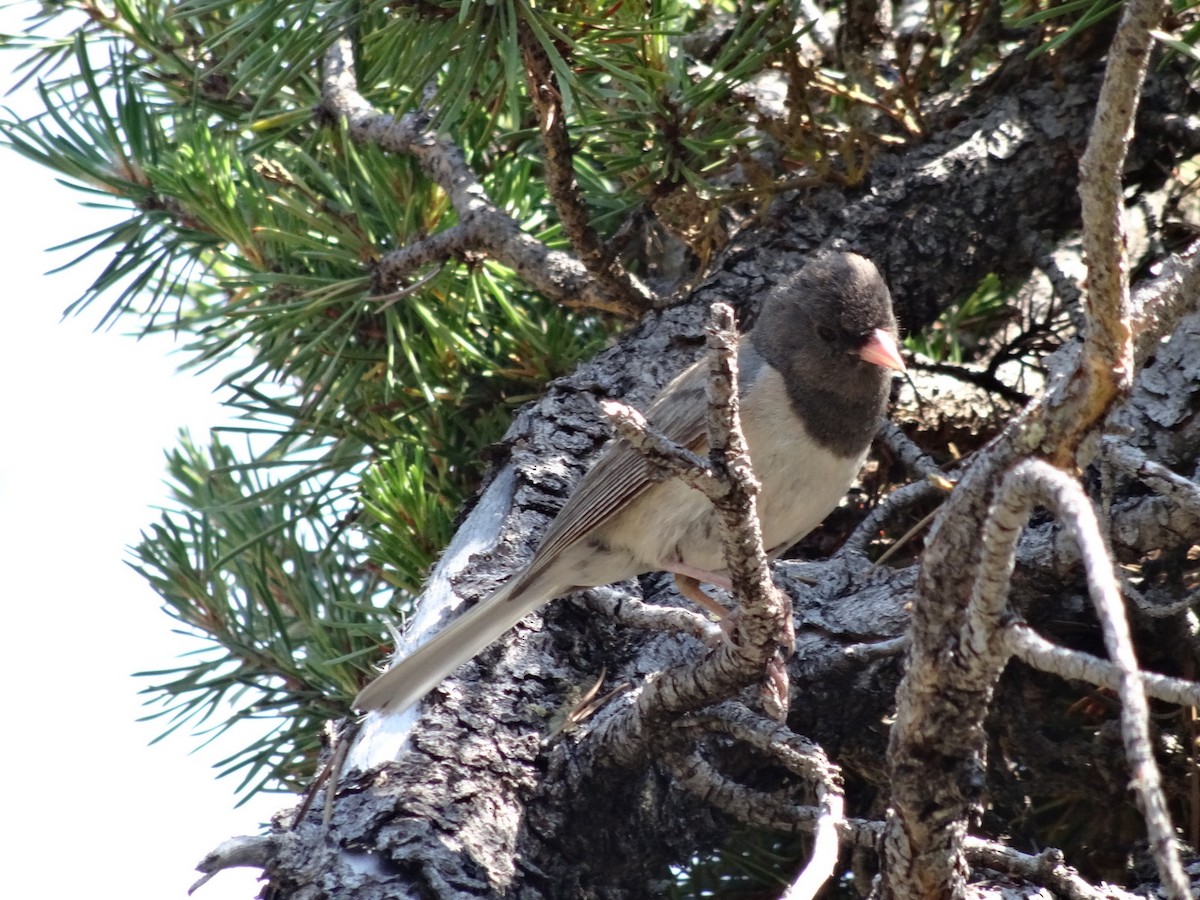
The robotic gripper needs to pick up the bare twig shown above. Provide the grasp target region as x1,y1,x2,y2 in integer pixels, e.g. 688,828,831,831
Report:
603,305,784,645
517,24,652,311
575,585,722,645
963,838,1139,900
882,243,1200,899
659,708,1155,900
841,478,944,558
1004,623,1200,709
668,703,846,899
878,421,951,482
601,401,714,486
909,357,1032,405
321,36,651,317
663,747,825,830
374,224,470,288
699,305,793,663
881,5,1178,895
958,463,1031,689
844,634,909,661
1104,439,1200,512
190,834,286,894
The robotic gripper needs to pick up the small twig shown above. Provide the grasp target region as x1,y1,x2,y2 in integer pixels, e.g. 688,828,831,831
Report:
1104,439,1200,514
665,718,845,892
666,707,881,871
575,585,722,645
191,834,284,895
1069,0,1164,458
663,746,826,830
374,225,468,290
601,401,715,487
603,308,784,637
871,503,939,569
841,478,945,558
844,634,909,662
544,668,633,742
1124,586,1200,620
372,260,444,311
289,719,359,832
700,305,792,664
1078,0,1163,365
958,464,1032,689
878,422,951,482
909,358,1031,405
1004,623,1200,709
322,727,353,830
963,838,1136,900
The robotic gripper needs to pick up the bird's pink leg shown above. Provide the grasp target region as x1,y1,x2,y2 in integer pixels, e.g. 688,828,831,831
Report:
663,561,732,592
668,569,739,646
670,572,731,619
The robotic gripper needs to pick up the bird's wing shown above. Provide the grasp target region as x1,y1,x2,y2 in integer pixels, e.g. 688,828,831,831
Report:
520,336,762,582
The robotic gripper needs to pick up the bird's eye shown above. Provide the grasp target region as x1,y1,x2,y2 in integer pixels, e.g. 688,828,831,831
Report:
816,324,838,343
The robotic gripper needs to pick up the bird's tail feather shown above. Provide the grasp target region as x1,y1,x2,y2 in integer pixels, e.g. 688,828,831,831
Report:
351,572,560,715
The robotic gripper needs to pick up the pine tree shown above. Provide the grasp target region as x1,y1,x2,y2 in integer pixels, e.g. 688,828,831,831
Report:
6,2,1200,897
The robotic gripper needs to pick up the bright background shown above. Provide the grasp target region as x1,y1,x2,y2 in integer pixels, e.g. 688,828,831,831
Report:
1,4,287,898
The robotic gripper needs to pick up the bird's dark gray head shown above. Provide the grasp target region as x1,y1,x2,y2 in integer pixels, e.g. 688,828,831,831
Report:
751,251,902,455
754,251,897,361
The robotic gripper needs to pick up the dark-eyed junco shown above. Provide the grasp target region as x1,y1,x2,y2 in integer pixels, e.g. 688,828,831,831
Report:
353,251,906,714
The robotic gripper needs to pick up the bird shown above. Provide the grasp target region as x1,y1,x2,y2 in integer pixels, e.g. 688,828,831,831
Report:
353,250,906,714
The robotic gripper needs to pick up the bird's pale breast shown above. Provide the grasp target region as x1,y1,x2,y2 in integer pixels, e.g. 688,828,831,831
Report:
597,366,867,577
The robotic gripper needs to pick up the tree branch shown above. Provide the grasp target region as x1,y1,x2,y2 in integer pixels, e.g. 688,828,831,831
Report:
576,585,722,646
1068,0,1164,461
517,23,653,311
993,461,1187,899
963,838,1140,900
878,422,949,482
321,35,649,317
1004,622,1200,709
1078,0,1163,377
885,450,1195,899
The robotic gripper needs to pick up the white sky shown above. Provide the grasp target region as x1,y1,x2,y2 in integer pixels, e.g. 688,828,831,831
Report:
1,4,290,897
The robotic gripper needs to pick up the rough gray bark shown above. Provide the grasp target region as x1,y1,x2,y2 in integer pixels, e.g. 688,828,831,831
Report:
210,32,1200,900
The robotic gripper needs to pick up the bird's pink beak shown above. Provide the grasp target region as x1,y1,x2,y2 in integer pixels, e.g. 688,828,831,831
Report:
858,328,907,373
